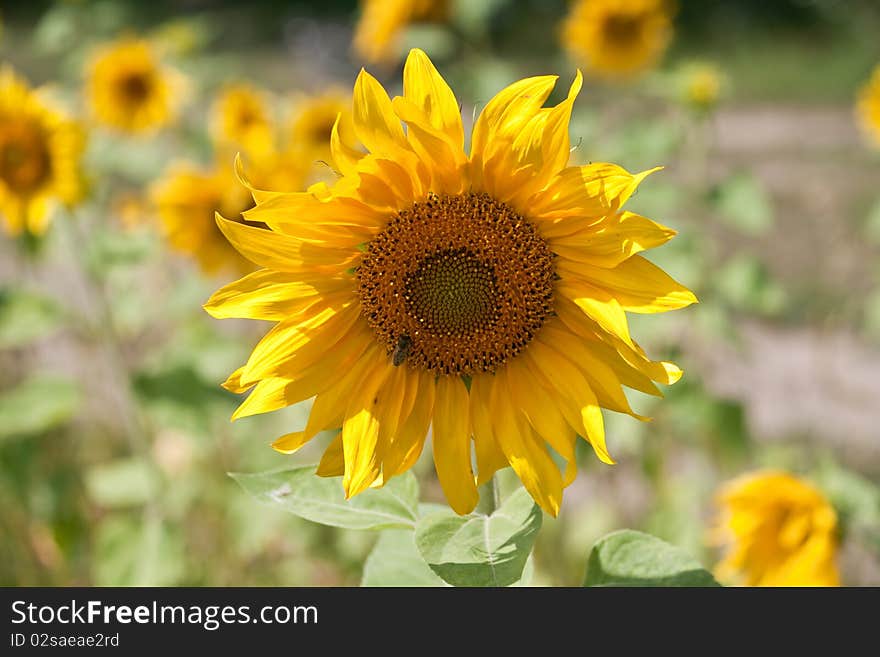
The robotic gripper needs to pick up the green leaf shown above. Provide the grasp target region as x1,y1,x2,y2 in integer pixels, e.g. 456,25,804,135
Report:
711,172,774,236
0,288,65,348
584,529,720,587
0,376,80,441
362,530,449,587
229,466,418,530
414,487,542,587
85,458,159,508
863,198,880,245
714,255,786,315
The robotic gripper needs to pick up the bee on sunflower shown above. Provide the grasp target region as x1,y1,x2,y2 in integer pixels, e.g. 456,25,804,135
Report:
206,49,696,516
0,67,85,237
85,37,186,135
562,0,674,80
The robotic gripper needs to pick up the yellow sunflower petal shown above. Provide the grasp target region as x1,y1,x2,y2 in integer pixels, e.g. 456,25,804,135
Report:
382,371,434,478
537,323,649,420
521,340,613,465
432,376,478,515
492,368,564,516
271,431,312,455
352,68,409,158
557,279,635,347
530,164,662,225
469,375,509,486
506,357,579,486
342,358,394,497
215,213,356,272
402,48,465,151
550,211,677,268
316,433,344,477
203,269,348,321
559,254,698,313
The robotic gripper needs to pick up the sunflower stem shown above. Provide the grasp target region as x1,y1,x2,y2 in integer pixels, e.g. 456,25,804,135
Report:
476,475,499,516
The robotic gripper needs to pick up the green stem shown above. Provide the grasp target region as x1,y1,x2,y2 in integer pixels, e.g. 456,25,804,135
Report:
476,475,499,516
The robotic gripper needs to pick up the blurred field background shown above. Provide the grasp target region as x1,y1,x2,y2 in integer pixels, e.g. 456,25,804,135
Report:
1,0,879,586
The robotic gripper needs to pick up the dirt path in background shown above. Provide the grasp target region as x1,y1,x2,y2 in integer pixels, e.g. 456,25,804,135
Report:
697,105,880,467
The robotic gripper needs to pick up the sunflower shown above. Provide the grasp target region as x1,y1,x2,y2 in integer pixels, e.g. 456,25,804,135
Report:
353,0,450,65
712,470,840,587
0,67,85,236
152,149,310,275
856,64,880,148
680,63,723,111
206,49,695,516
212,83,274,154
287,90,352,161
86,37,184,135
562,0,674,80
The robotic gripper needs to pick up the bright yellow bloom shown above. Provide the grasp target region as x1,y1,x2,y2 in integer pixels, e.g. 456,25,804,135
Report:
353,0,450,65
562,0,673,80
713,470,840,587
86,37,184,135
212,83,274,154
681,63,723,111
287,90,352,161
856,64,880,148
151,163,255,275
152,149,309,275
206,49,695,516
0,67,85,236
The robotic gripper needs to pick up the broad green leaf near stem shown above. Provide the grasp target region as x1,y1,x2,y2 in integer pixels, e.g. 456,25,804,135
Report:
414,487,542,587
362,530,449,587
229,466,419,531
584,529,720,587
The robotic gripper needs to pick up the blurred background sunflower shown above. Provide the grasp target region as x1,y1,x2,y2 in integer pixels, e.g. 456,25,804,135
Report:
0,0,879,587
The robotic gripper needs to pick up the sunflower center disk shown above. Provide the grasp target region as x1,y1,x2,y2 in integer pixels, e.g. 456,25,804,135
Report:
0,120,51,192
357,192,556,376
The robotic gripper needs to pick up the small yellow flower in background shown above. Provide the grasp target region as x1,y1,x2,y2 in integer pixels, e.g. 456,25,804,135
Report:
206,49,696,516
712,470,840,587
353,0,450,65
152,148,311,275
112,191,151,230
856,64,880,148
680,63,723,111
562,0,674,80
212,83,274,154
0,67,85,236
150,19,205,57
151,162,255,275
86,37,185,135
287,90,352,162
